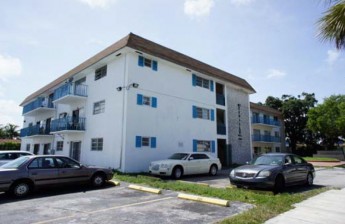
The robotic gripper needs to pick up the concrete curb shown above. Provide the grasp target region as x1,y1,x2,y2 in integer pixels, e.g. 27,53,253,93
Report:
178,193,230,207
178,180,210,187
108,180,121,186
128,184,162,194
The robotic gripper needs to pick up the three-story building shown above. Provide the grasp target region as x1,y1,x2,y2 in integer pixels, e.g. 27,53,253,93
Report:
20,33,256,172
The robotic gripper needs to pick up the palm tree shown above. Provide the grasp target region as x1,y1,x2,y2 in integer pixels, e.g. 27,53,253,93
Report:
318,0,345,50
4,124,19,139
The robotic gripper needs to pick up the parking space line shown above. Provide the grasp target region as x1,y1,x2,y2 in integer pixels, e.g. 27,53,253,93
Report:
33,197,175,224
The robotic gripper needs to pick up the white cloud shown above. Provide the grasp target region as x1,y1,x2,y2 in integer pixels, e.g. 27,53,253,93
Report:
77,0,116,9
0,99,22,127
326,49,340,65
184,0,215,18
266,69,286,79
0,54,22,81
230,0,255,6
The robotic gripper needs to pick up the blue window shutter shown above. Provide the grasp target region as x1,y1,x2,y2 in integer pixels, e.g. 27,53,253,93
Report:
210,80,214,92
193,140,198,152
192,74,196,86
152,60,158,71
137,94,143,105
211,141,215,153
151,137,156,148
138,56,144,67
192,106,197,118
136,136,142,148
152,97,157,108
211,109,215,121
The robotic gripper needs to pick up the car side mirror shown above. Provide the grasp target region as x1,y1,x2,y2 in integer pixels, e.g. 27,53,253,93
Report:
189,157,194,161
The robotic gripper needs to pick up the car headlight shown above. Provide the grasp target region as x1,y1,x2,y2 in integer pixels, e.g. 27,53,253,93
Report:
230,169,235,178
257,170,271,178
160,164,171,169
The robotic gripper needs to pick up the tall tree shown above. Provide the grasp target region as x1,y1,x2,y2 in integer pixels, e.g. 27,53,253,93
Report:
307,95,345,149
265,93,317,151
318,0,345,50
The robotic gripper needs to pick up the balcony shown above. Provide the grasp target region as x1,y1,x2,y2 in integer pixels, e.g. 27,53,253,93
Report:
20,125,52,138
53,83,87,105
252,134,281,143
216,94,225,106
217,124,226,135
22,97,54,116
50,116,86,134
252,117,280,126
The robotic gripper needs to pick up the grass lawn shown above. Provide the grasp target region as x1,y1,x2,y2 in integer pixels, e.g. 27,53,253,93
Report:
304,157,340,162
114,173,327,224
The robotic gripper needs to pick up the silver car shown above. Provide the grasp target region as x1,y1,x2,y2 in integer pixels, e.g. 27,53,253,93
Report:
229,153,315,192
0,151,33,166
0,155,114,197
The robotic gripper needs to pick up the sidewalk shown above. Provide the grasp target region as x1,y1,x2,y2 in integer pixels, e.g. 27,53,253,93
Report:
265,188,345,224
310,161,345,167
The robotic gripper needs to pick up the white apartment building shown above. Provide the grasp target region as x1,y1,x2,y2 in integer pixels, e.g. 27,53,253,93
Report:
250,102,286,156
20,33,256,172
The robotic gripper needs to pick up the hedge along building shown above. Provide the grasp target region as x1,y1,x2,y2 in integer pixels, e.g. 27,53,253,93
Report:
19,33,256,172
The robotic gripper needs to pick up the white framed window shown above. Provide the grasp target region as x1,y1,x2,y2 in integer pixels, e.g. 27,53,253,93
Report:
143,96,151,106
197,140,211,152
26,144,30,152
95,65,107,80
93,100,105,114
91,138,103,151
194,106,211,120
141,137,150,147
56,141,63,151
196,76,210,89
144,58,152,68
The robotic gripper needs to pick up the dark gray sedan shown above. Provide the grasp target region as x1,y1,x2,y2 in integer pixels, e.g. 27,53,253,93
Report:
229,153,315,192
0,155,114,197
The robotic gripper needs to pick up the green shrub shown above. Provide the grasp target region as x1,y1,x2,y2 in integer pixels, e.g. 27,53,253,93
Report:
0,142,21,151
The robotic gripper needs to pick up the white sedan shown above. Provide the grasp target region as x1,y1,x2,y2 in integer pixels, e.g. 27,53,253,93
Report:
149,152,222,179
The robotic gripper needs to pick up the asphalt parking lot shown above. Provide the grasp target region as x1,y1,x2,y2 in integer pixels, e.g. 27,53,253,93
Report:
0,182,252,224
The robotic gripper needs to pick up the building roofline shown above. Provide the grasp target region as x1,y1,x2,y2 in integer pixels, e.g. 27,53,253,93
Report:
20,33,255,106
250,102,283,117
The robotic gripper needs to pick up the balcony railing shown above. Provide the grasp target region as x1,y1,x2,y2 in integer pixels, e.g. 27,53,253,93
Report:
50,116,86,132
53,83,87,102
217,124,226,135
20,124,51,137
252,134,281,143
252,117,280,126
216,94,225,106
22,97,54,115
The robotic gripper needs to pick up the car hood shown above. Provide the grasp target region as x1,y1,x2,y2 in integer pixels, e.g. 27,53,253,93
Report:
234,164,279,173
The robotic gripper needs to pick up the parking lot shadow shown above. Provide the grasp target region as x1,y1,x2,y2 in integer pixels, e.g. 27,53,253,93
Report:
0,183,115,204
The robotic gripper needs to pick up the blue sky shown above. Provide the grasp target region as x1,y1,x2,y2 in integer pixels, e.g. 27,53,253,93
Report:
0,0,344,127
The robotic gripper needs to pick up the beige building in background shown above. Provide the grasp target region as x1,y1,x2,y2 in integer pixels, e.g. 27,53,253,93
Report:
250,102,286,157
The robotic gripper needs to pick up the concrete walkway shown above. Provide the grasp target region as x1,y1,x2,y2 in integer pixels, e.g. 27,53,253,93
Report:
265,188,345,224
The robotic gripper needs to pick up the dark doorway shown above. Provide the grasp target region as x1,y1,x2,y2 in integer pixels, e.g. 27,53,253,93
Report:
70,141,81,161
217,139,228,166
34,144,40,155
43,143,50,155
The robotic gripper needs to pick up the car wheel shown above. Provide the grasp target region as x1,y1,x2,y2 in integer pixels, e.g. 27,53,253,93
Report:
209,165,218,176
172,166,183,179
12,181,31,197
91,173,106,187
274,175,285,193
306,172,314,186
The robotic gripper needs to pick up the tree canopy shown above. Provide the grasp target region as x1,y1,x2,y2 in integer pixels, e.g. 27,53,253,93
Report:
265,93,317,151
0,124,19,139
307,95,345,148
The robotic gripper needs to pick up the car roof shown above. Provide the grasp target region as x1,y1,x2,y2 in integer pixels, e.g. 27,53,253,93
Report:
0,151,33,154
263,153,296,156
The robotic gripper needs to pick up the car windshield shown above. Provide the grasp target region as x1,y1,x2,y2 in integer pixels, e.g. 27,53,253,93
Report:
168,153,189,160
253,155,284,166
1,156,30,168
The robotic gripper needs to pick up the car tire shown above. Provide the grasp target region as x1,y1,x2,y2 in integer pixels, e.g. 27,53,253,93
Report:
172,166,183,179
11,181,32,197
274,175,285,193
91,173,106,187
209,165,218,176
306,172,314,186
